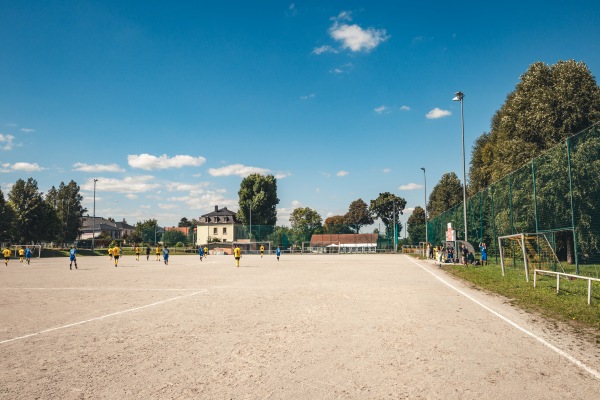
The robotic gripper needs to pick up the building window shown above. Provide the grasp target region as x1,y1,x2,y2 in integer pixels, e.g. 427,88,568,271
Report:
213,228,218,235
223,227,227,235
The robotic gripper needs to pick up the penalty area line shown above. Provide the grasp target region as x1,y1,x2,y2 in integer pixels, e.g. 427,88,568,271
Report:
404,255,600,382
0,289,206,346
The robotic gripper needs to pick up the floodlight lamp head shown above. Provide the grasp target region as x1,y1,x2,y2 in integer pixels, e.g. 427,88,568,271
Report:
420,167,425,172
452,91,464,101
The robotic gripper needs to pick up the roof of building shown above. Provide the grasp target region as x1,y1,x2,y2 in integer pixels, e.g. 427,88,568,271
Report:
310,233,379,246
199,205,239,224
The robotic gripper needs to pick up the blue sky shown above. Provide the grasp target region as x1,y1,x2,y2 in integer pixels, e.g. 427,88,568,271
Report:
1,1,599,231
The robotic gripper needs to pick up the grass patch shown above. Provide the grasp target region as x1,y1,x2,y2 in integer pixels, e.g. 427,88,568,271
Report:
440,261,600,332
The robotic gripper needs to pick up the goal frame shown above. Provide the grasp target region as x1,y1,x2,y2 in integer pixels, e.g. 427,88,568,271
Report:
11,244,42,259
498,232,561,283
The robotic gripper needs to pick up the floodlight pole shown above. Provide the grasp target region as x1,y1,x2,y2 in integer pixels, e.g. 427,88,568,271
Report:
249,202,252,241
92,178,98,251
453,91,468,242
421,167,427,245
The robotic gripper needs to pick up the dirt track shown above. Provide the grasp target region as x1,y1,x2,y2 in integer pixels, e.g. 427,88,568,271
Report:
1,253,599,399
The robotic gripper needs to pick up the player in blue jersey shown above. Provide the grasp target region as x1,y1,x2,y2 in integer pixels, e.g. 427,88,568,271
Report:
198,246,204,261
25,246,32,265
69,246,78,270
276,246,281,261
163,245,169,265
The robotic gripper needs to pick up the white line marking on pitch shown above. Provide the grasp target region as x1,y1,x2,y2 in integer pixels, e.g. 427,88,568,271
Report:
0,289,206,345
405,256,600,381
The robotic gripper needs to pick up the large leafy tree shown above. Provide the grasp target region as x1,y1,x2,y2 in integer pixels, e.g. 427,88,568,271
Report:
470,60,600,186
324,215,353,234
0,188,15,242
135,219,160,244
289,207,323,237
47,180,87,243
8,178,56,243
345,198,374,233
427,172,463,219
369,192,406,237
162,230,187,246
178,217,192,227
407,206,426,245
237,174,279,226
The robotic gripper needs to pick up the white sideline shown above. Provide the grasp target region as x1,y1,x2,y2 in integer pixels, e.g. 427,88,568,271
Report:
2,287,205,291
0,289,206,345
405,255,600,381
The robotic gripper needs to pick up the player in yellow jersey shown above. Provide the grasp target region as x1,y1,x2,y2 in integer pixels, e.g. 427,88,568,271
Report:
108,246,113,260
135,244,140,261
155,245,161,261
113,244,120,267
18,247,25,263
233,245,241,267
204,246,208,257
260,245,264,258
3,247,11,266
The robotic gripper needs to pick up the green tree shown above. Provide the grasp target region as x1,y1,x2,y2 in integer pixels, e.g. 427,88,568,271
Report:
237,174,279,226
135,219,160,244
162,230,187,246
407,206,426,245
178,217,192,227
369,192,406,237
48,181,87,243
345,198,374,233
427,172,463,219
324,215,353,234
289,207,323,242
468,132,493,195
0,188,15,242
8,178,56,243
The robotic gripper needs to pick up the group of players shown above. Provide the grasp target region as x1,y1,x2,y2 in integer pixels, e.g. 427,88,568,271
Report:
2,243,283,270
2,246,33,266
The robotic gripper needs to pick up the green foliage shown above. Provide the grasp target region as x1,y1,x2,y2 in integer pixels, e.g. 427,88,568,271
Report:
345,198,374,233
46,180,87,243
0,189,15,242
8,178,55,243
162,229,187,246
427,172,463,219
237,174,279,226
324,215,353,234
135,219,160,244
369,192,406,237
407,206,426,245
290,207,323,237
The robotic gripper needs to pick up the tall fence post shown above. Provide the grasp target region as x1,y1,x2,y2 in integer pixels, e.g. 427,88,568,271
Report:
566,137,580,274
532,159,539,235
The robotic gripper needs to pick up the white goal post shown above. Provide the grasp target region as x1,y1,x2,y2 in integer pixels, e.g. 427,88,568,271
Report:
11,244,42,258
498,232,562,283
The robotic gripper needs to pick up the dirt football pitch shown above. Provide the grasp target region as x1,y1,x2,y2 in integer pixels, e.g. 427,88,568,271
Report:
1,253,600,399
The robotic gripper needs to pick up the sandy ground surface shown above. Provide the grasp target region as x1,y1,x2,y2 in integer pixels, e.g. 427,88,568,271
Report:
1,253,599,399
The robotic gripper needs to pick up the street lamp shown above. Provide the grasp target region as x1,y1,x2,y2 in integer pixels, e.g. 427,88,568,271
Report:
92,178,98,251
249,201,252,242
453,91,468,242
420,167,427,246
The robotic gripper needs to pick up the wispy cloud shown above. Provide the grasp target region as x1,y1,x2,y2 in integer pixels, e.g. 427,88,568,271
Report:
336,170,349,177
398,183,423,190
82,176,159,193
329,62,353,74
20,128,35,133
383,168,391,173
374,105,388,114
329,11,389,53
400,105,410,111
73,162,125,173
208,164,270,177
0,134,15,150
128,154,206,170
300,93,316,100
312,45,337,55
126,194,138,200
426,108,452,119
1,162,43,172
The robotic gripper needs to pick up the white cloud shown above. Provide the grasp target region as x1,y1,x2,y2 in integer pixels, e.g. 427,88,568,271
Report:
383,168,391,173
300,93,316,100
0,162,43,172
312,45,337,55
128,154,206,170
329,62,353,74
400,105,410,111
274,172,291,179
329,12,389,52
426,108,452,119
158,203,178,210
126,194,138,200
20,128,35,133
291,200,301,207
398,183,423,190
73,162,125,173
140,205,151,209
0,134,15,150
82,176,159,193
374,105,388,114
208,164,270,177
336,170,349,177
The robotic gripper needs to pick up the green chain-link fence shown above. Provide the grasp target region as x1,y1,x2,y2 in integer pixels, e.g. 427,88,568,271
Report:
427,123,600,278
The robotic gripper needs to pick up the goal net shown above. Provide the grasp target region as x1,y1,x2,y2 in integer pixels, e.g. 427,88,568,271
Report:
11,245,42,258
232,241,271,255
498,233,562,282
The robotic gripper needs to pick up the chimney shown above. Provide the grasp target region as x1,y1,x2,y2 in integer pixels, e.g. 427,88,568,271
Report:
215,205,219,212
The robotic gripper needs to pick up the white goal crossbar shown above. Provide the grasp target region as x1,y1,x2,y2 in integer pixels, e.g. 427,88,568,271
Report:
232,241,271,254
498,233,561,283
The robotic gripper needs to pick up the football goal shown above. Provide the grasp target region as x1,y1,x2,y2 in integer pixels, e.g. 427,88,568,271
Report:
498,233,562,282
11,244,42,258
